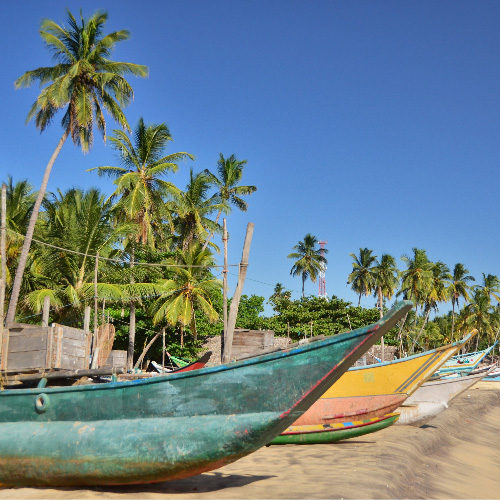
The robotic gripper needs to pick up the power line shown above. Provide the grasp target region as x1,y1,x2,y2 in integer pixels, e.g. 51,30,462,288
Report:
6,228,239,269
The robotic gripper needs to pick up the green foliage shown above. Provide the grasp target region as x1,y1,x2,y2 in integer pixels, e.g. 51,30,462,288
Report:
261,295,382,342
234,295,266,329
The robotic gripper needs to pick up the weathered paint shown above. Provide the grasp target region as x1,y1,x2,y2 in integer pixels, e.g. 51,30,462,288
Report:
0,301,412,486
290,335,471,428
270,413,399,445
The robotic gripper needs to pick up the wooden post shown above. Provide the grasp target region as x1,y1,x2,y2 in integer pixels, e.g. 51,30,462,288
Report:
162,327,166,372
287,322,290,341
133,331,161,370
42,296,50,327
92,251,99,361
222,218,228,364
101,299,106,325
222,222,254,364
310,320,313,338
84,306,91,333
0,183,6,348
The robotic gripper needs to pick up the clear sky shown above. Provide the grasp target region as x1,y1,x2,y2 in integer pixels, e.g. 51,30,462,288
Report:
2,1,500,314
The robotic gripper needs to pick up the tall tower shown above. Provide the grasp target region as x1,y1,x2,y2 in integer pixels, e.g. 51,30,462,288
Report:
318,240,327,298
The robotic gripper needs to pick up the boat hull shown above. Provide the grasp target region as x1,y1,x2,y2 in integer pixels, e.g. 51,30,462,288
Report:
290,336,468,429
270,413,399,445
292,393,406,425
396,369,489,425
0,301,412,486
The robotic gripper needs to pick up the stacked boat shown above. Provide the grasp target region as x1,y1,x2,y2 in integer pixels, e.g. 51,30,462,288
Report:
396,342,498,425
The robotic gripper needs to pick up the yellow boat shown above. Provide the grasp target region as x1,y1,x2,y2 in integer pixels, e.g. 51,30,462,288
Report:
293,332,475,426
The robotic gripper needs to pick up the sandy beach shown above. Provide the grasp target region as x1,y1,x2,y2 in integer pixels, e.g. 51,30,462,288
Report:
0,383,498,500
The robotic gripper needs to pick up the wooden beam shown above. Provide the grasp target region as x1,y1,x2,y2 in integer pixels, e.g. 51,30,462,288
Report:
222,222,254,364
4,366,126,383
42,296,50,327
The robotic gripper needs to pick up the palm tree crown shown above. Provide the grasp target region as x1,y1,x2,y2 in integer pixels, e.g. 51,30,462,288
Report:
347,248,377,306
16,9,148,149
201,153,256,250
288,234,327,298
449,263,475,338
88,117,194,247
372,253,399,315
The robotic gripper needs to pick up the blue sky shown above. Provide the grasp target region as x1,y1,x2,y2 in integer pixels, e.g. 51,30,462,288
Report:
2,1,500,315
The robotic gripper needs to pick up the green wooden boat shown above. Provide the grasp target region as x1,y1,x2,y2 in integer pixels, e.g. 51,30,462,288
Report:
269,412,399,445
0,301,411,487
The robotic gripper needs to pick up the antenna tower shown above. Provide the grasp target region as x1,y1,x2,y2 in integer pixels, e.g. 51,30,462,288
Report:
318,240,327,298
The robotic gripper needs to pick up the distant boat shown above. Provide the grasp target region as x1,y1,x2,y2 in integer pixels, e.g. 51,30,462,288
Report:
483,366,500,382
396,366,496,425
435,342,497,376
0,301,412,487
270,412,399,445
118,351,213,380
290,333,473,428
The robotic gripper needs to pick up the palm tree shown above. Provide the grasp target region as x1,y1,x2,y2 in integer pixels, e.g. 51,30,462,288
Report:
475,273,500,304
7,9,148,326
150,242,221,343
88,117,194,248
449,263,475,339
399,248,433,314
4,177,37,284
288,234,327,298
169,169,223,252
347,248,377,306
89,117,192,368
372,254,399,316
459,289,495,350
201,153,257,251
412,261,451,352
21,188,127,321
372,253,399,360
397,248,433,355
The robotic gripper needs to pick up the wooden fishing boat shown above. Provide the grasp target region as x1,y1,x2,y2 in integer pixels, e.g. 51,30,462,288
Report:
270,412,399,445
440,362,497,379
117,351,213,380
435,342,497,375
0,301,412,486
396,366,495,425
483,366,500,382
291,333,472,427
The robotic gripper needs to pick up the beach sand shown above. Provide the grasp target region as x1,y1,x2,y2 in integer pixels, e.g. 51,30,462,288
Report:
0,384,498,500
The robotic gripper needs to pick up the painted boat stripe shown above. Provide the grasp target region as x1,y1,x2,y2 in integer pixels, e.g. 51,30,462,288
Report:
394,352,442,393
281,413,399,435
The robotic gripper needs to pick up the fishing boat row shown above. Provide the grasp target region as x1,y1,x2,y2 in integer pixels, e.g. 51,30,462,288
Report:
0,299,497,487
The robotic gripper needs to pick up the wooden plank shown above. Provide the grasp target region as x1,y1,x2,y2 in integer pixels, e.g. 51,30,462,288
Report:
102,350,127,369
5,366,126,383
6,351,48,370
57,325,87,341
6,333,48,352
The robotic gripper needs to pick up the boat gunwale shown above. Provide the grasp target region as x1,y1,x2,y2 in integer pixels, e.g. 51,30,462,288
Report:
347,332,474,372
0,301,413,397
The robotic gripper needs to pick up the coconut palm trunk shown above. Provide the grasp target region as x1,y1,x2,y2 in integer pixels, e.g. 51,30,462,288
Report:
5,128,70,326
